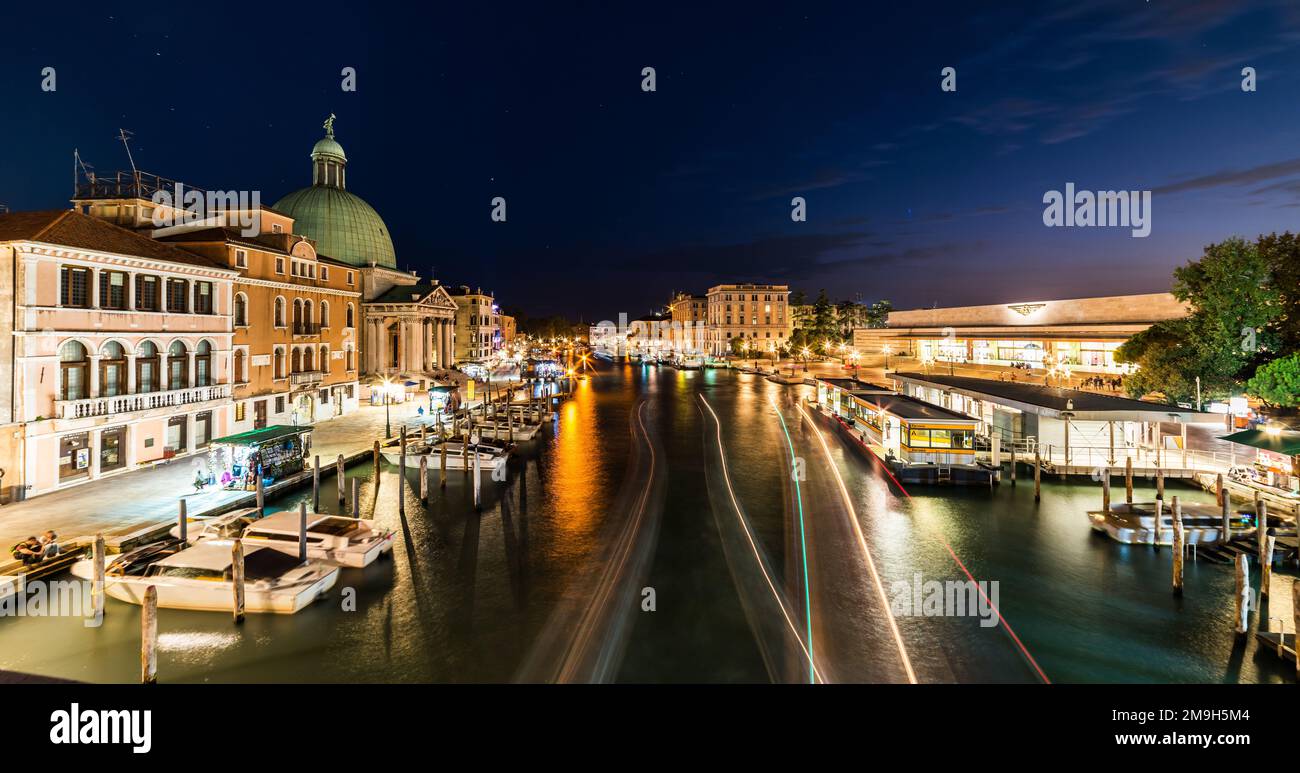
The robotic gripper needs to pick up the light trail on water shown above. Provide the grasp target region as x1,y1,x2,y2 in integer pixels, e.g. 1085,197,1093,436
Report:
793,401,918,684
796,401,1050,685
698,394,826,684
770,398,815,685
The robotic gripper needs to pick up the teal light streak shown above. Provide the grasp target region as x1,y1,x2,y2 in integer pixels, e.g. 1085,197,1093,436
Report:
774,403,814,684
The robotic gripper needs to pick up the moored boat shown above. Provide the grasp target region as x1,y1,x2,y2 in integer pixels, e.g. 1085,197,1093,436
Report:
70,541,338,614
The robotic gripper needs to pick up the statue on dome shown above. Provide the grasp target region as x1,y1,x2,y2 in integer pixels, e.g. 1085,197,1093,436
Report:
323,113,336,137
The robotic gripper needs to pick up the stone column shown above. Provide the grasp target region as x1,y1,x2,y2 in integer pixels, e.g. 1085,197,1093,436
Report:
89,355,101,399
126,354,137,394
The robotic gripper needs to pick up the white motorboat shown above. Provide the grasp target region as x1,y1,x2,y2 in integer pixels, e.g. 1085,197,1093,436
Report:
382,433,512,471
171,508,395,568
70,541,338,614
240,511,395,568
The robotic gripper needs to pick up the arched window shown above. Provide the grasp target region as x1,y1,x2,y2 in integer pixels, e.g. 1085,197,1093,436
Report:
303,346,314,372
319,345,329,373
195,340,212,387
100,342,126,397
345,303,355,327
168,341,188,390
292,298,302,327
320,301,329,328
346,346,354,371
137,342,159,393
234,348,246,383
274,297,286,327
59,341,88,400
303,299,313,330
234,293,247,326
291,348,302,374
274,347,285,379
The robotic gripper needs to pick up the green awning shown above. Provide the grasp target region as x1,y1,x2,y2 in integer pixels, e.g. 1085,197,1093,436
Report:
210,425,313,447
1219,429,1300,456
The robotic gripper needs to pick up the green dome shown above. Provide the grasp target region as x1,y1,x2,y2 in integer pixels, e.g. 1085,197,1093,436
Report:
311,136,347,160
273,119,397,269
273,186,397,269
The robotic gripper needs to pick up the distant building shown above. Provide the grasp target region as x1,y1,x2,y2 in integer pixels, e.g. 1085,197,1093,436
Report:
499,314,517,345
853,292,1189,374
668,291,707,354
449,286,499,362
704,283,791,356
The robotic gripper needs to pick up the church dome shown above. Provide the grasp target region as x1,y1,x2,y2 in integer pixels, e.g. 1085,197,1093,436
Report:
273,116,397,269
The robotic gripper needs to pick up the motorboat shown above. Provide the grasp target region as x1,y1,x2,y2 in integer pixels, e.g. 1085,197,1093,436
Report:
1087,502,1252,546
70,541,338,614
239,511,395,568
679,354,704,371
171,508,394,568
381,435,512,471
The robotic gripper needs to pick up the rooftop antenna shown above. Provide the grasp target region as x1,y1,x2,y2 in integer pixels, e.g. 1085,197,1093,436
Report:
116,128,138,178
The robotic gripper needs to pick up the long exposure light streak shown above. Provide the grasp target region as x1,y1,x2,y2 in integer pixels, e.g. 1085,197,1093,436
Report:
698,395,825,684
798,401,1050,685
794,401,919,684
771,399,815,684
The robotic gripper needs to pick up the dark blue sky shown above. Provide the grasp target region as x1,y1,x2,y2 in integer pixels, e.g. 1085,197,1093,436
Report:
4,1,1300,320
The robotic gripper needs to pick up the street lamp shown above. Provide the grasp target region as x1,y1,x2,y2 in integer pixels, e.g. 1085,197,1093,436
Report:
800,346,811,373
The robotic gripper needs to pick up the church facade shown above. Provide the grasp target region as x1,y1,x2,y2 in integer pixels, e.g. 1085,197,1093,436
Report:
273,117,460,387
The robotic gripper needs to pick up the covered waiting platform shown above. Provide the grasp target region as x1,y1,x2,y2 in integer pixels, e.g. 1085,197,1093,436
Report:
889,372,1220,474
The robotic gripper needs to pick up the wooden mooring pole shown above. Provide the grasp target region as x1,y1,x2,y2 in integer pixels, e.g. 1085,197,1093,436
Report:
312,455,320,510
1102,469,1111,513
141,585,158,684
399,427,407,516
350,477,360,518
1153,498,1163,547
1220,475,1231,544
231,539,245,624
178,499,188,544
1124,457,1133,504
373,440,381,485
256,471,265,514
1156,466,1164,501
1033,450,1041,502
298,501,308,563
1010,447,1016,486
92,534,106,621
419,455,429,504
1171,496,1184,595
1234,553,1250,637
1261,535,1276,598
337,454,346,504
1257,499,1269,567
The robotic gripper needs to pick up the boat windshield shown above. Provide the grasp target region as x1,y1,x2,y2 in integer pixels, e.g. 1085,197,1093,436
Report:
310,517,364,537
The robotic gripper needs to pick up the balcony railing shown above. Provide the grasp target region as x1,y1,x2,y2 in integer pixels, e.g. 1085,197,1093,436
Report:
56,384,230,420
293,323,323,337
290,370,323,386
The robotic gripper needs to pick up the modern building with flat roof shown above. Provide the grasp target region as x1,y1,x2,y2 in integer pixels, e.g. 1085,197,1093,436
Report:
854,292,1188,374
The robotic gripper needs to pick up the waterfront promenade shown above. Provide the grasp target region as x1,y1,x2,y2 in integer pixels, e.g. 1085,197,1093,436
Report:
0,400,427,549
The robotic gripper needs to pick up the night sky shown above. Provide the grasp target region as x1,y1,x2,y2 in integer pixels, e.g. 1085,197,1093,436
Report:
4,1,1300,320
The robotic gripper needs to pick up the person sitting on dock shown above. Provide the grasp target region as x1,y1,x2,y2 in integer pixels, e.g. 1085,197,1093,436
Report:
193,468,209,492
38,531,60,559
11,536,45,566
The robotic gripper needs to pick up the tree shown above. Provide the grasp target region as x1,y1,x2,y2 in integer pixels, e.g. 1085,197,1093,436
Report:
809,290,837,353
1116,237,1280,402
835,300,864,340
1256,232,1300,354
729,336,746,357
1246,353,1300,409
866,299,893,328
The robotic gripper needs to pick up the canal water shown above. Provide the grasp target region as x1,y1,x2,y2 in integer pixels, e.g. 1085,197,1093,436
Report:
1,364,1293,683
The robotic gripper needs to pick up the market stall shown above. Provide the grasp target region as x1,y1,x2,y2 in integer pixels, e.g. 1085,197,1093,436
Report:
208,425,313,491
